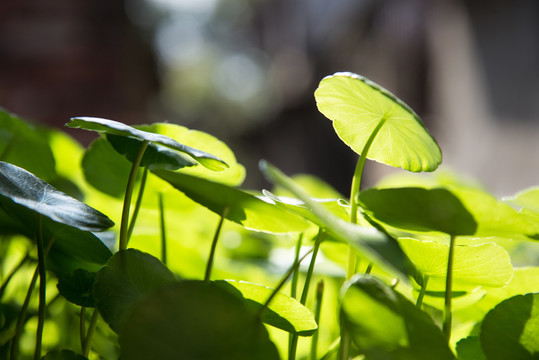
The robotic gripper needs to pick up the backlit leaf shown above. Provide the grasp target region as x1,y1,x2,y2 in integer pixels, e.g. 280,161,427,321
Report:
216,280,317,336
315,72,441,172
341,275,454,360
152,169,309,234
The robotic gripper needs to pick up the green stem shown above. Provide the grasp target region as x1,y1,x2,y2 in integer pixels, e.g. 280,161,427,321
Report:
258,248,314,320
342,117,387,360
9,237,53,360
443,235,457,340
158,192,168,266
288,233,303,360
119,140,149,251
204,207,229,282
82,309,99,357
311,280,324,360
80,307,86,353
365,263,373,274
320,338,340,360
290,233,304,299
34,215,45,360
127,167,149,241
290,230,325,360
416,275,429,309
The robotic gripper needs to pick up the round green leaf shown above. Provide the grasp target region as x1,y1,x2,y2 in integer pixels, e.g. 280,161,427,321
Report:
119,280,280,360
152,169,309,234
341,275,454,360
57,269,96,307
480,293,539,360
315,72,441,172
66,117,228,171
93,249,176,333
215,280,317,336
399,238,513,291
42,350,88,360
0,161,114,232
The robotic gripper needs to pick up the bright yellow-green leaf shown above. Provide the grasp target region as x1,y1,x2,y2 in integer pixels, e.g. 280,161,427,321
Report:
315,72,441,172
400,238,513,291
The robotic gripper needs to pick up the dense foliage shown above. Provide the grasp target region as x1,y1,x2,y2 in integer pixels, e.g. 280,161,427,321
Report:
0,72,538,360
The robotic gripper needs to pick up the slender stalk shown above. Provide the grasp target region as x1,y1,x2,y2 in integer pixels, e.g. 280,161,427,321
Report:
290,230,325,360
311,280,324,360
204,207,229,282
257,249,314,320
34,215,45,360
443,235,457,340
119,140,149,251
288,233,303,360
127,167,149,241
416,275,429,308
341,117,387,360
82,309,99,357
290,233,304,299
80,307,86,353
320,338,340,360
9,237,53,360
158,192,168,266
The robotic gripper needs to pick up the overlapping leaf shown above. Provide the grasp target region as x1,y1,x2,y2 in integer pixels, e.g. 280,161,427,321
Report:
259,160,411,281
216,280,317,336
152,169,309,234
66,117,228,171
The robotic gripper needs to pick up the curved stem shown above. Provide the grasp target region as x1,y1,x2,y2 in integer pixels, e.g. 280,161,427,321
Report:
342,117,386,360
119,140,149,251
127,167,149,242
443,235,456,341
0,252,29,299
158,192,168,266
82,309,99,357
258,248,314,320
290,229,325,360
34,215,45,360
416,275,429,309
204,207,229,282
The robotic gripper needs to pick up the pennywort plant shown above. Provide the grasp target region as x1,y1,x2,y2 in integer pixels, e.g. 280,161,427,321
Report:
0,70,538,360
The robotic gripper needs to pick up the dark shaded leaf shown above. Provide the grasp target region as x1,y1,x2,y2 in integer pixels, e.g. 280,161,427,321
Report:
119,280,280,360
93,249,176,333
480,293,539,359
57,269,96,307
0,161,114,232
106,134,197,170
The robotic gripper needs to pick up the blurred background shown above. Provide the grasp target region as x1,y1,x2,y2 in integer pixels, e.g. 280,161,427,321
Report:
1,0,538,196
